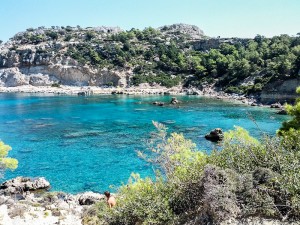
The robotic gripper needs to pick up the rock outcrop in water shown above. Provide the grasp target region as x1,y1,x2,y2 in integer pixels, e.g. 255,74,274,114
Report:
205,128,224,142
170,97,180,104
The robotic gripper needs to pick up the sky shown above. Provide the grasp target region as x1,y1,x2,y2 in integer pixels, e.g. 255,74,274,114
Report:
0,0,299,41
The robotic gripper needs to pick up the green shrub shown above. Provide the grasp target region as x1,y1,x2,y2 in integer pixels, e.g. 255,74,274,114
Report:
253,82,263,92
51,83,60,88
131,73,181,88
106,82,114,87
64,35,72,41
86,31,96,41
46,31,58,40
170,165,241,224
209,126,300,219
100,174,174,225
0,141,18,177
65,26,73,32
87,119,300,224
224,86,243,94
279,87,300,135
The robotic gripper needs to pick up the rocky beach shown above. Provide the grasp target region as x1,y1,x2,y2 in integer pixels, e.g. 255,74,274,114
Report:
0,177,106,225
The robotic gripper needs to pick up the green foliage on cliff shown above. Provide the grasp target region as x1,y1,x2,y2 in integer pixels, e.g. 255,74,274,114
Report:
64,31,300,91
0,141,18,177
5,26,300,90
279,87,300,135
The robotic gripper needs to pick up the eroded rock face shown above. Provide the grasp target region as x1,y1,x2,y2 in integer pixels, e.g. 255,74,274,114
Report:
0,67,29,86
0,66,131,87
29,74,59,86
260,79,300,104
0,43,131,87
0,177,50,195
90,26,122,34
159,23,205,39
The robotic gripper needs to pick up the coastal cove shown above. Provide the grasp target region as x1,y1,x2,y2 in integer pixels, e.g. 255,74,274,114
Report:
0,93,288,193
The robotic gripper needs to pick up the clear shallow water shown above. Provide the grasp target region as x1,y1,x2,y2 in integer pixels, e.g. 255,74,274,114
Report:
0,93,288,193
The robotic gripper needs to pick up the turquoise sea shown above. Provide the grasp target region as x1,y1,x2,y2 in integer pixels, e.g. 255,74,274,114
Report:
0,93,288,193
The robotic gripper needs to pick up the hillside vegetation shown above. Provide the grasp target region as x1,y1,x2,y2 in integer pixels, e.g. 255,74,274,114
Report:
1,25,300,95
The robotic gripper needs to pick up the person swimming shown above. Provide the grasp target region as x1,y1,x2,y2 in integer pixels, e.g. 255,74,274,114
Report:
104,191,116,208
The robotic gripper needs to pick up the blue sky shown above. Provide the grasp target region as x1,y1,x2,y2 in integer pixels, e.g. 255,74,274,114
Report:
0,0,299,41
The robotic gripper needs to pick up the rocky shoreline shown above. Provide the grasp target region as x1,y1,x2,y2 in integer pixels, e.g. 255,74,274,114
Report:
0,85,186,96
0,84,289,115
0,177,106,225
0,84,263,104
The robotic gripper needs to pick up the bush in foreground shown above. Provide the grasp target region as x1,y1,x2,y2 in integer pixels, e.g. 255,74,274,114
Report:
83,88,300,224
82,122,300,225
0,141,18,177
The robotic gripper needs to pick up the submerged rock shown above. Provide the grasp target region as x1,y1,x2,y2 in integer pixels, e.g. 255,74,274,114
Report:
270,102,282,108
152,101,165,106
205,128,224,142
276,108,287,115
111,90,124,94
186,89,200,95
77,91,86,96
0,177,50,195
170,97,180,104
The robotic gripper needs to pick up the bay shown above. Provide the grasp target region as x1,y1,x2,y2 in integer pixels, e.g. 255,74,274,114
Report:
0,93,288,193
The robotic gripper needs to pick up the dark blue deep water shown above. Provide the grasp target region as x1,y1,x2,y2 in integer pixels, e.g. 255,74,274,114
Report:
0,93,288,193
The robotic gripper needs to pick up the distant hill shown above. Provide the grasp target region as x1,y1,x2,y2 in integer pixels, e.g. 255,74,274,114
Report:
0,24,300,103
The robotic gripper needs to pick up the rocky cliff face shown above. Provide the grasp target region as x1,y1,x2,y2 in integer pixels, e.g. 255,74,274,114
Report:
0,45,131,87
192,37,251,51
0,24,205,88
0,25,131,87
158,23,205,39
260,78,300,104
0,66,131,87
